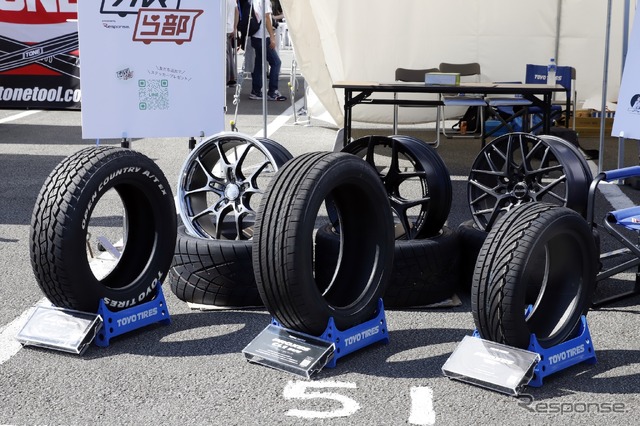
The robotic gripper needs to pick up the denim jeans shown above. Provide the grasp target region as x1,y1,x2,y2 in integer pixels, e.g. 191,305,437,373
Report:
251,37,282,96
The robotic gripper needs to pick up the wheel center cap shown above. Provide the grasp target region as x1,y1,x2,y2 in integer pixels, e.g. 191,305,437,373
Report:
513,182,529,199
225,183,241,201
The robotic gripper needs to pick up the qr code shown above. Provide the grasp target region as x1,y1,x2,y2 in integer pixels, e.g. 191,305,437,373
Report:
138,79,169,110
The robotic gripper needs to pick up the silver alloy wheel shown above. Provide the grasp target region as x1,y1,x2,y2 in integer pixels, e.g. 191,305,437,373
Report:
177,132,292,240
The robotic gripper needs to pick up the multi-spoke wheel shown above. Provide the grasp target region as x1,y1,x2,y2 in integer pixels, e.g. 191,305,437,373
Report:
341,135,452,239
468,132,591,231
177,133,293,240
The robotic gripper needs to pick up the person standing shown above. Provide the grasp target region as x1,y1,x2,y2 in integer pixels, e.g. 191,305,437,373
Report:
226,0,239,86
249,0,286,101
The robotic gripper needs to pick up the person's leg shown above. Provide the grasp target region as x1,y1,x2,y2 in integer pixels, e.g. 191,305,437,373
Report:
226,35,236,84
250,37,262,96
266,38,282,96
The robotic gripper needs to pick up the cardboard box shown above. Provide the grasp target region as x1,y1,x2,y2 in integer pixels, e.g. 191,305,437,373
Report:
425,72,460,85
575,109,593,118
575,116,613,137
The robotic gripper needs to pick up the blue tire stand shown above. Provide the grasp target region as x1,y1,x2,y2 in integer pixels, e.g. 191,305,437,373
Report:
527,315,597,387
473,315,597,388
95,285,171,347
273,298,389,368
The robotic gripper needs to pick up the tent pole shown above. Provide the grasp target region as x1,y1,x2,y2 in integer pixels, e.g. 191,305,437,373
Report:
261,0,268,137
554,0,562,62
598,0,613,174
622,0,631,75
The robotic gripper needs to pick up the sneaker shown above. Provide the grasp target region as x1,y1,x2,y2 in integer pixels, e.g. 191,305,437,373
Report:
267,91,287,101
249,92,262,100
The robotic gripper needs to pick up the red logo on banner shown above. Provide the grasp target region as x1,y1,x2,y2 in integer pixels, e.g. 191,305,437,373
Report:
0,0,78,24
132,9,202,44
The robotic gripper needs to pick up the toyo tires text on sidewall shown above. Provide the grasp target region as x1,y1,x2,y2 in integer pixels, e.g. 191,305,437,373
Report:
30,146,177,312
253,152,395,335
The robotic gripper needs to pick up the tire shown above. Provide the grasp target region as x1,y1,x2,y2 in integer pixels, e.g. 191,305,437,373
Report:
472,202,598,349
253,152,395,335
458,216,602,295
457,220,487,293
30,146,177,312
168,226,262,307
340,135,452,238
315,224,460,308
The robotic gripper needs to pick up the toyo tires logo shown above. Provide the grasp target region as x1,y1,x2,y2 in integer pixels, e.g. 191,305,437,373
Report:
101,0,181,16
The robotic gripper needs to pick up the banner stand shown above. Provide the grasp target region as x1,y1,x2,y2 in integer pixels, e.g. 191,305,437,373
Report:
242,299,389,378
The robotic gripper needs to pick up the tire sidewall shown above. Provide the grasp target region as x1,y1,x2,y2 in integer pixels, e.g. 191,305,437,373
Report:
64,150,176,310
294,157,394,327
511,210,597,346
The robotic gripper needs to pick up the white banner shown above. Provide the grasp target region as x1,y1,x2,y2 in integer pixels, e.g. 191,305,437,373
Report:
612,5,640,139
77,0,225,139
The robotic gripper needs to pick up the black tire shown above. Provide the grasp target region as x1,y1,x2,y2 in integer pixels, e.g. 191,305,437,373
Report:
315,224,460,307
168,226,262,307
472,202,598,349
458,217,602,296
457,220,487,293
253,152,395,335
30,146,177,312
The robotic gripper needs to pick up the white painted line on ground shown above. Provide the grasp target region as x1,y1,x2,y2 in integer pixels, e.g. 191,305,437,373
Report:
253,98,305,139
283,381,360,419
0,300,44,365
0,110,41,124
409,386,436,425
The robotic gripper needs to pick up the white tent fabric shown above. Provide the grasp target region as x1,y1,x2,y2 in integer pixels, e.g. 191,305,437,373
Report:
280,0,632,127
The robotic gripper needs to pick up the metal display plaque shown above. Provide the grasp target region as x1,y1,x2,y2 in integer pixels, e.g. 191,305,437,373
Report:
242,324,335,378
442,335,541,396
16,304,103,355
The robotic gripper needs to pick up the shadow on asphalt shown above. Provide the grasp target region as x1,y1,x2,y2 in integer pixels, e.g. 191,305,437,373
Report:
0,154,66,225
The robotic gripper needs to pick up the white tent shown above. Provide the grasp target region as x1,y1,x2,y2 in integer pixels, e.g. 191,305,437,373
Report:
280,0,632,127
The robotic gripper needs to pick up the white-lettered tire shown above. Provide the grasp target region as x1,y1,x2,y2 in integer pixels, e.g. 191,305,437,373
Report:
30,146,177,312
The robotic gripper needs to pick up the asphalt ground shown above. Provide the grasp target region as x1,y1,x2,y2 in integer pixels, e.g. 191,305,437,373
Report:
1,58,640,425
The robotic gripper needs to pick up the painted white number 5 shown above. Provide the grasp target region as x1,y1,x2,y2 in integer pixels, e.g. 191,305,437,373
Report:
283,380,360,419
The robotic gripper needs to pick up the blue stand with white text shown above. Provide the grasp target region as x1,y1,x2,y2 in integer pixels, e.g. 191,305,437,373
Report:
272,298,389,369
94,285,171,347
470,315,597,388
527,315,597,387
